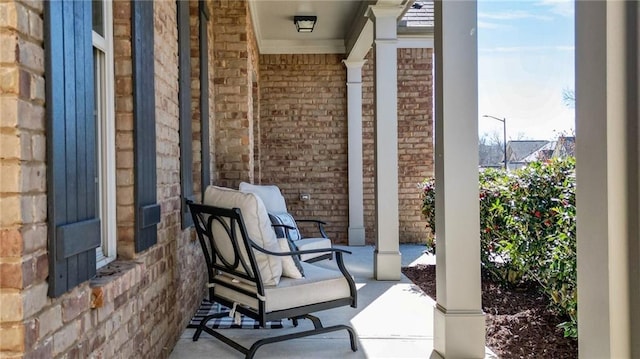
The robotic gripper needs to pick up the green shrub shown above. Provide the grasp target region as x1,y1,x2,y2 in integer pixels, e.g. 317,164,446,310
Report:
421,157,577,337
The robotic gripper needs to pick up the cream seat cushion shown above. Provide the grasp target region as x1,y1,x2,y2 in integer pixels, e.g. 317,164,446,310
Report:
296,237,333,262
215,262,350,312
203,186,283,286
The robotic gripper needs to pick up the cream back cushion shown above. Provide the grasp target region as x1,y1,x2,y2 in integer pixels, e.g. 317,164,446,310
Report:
277,238,304,279
239,182,288,213
203,186,282,286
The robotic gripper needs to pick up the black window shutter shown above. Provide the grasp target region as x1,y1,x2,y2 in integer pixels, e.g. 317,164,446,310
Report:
199,1,211,197
45,0,101,297
178,0,194,228
132,1,160,252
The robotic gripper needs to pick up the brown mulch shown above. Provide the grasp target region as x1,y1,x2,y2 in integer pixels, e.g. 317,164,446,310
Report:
402,264,578,358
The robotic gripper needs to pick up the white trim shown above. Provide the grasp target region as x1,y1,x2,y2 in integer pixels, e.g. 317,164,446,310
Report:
258,39,346,54
397,34,434,49
343,60,366,246
256,33,434,55
95,0,117,268
247,0,264,54
575,1,638,356
92,32,107,51
370,4,402,280
345,19,373,62
433,0,485,356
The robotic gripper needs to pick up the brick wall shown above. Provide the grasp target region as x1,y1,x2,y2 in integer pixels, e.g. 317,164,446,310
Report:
0,1,207,357
258,54,349,243
362,48,432,244
248,6,261,185
362,53,376,243
114,0,136,258
257,50,432,245
191,1,204,198
211,0,255,187
151,2,204,357
189,0,217,195
397,48,433,243
0,0,48,356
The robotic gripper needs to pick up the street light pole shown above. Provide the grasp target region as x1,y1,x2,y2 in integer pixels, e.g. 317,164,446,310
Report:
482,115,507,170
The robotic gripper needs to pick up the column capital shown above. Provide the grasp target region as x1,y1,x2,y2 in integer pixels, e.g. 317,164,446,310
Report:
367,4,405,20
342,59,367,70
344,60,365,84
368,4,402,40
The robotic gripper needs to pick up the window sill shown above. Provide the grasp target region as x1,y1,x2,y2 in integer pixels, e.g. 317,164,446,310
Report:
89,260,145,309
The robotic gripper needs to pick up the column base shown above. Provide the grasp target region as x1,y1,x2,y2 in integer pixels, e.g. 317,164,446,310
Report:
434,304,485,358
373,249,401,280
348,227,366,246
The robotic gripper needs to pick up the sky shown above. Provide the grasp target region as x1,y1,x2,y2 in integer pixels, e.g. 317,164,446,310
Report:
477,0,575,141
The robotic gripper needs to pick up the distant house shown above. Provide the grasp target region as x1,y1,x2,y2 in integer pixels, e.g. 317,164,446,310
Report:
506,140,551,169
504,137,576,170
553,136,576,158
520,141,557,162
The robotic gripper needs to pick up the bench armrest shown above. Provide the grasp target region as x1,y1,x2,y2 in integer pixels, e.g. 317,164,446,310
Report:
294,219,328,239
250,242,350,257
250,242,357,307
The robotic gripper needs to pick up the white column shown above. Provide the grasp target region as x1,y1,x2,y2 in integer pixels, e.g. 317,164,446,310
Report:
576,1,640,357
369,5,403,281
433,1,485,357
344,60,367,246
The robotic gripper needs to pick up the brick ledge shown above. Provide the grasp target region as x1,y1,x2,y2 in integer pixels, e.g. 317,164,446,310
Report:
89,261,144,309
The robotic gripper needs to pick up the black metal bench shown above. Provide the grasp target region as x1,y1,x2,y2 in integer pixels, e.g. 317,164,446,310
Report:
188,200,358,358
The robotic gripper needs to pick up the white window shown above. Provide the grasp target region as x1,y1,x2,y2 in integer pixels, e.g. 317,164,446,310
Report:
93,0,116,268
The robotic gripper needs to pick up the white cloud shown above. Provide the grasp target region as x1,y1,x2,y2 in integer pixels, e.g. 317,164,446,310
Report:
536,0,574,17
478,10,553,21
479,45,575,53
478,21,508,30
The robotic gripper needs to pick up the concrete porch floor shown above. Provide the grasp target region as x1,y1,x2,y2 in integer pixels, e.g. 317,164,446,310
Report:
169,244,496,359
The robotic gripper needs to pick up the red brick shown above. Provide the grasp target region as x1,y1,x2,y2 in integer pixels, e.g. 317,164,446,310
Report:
19,69,31,99
34,253,47,281
24,319,38,350
62,290,89,323
0,261,23,288
24,337,53,359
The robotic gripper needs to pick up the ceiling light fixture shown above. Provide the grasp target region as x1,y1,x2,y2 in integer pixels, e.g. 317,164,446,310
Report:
293,16,317,33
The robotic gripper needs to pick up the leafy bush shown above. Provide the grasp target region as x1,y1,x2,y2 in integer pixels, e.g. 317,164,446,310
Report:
421,157,577,337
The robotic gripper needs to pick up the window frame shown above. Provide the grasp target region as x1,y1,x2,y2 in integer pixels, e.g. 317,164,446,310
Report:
93,0,117,268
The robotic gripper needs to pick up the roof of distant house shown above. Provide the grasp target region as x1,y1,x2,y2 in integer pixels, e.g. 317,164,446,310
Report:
507,140,550,162
521,141,555,162
400,1,434,30
554,136,575,157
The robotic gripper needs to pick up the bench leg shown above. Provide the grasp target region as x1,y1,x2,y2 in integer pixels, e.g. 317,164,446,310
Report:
192,311,229,341
195,313,358,359
245,317,357,359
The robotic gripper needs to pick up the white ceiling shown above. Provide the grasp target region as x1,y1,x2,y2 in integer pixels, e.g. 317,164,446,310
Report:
249,0,376,54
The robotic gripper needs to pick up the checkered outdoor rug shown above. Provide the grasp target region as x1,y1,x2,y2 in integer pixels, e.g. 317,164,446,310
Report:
188,299,284,329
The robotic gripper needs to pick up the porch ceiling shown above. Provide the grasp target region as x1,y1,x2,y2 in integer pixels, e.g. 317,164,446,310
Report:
248,0,433,55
